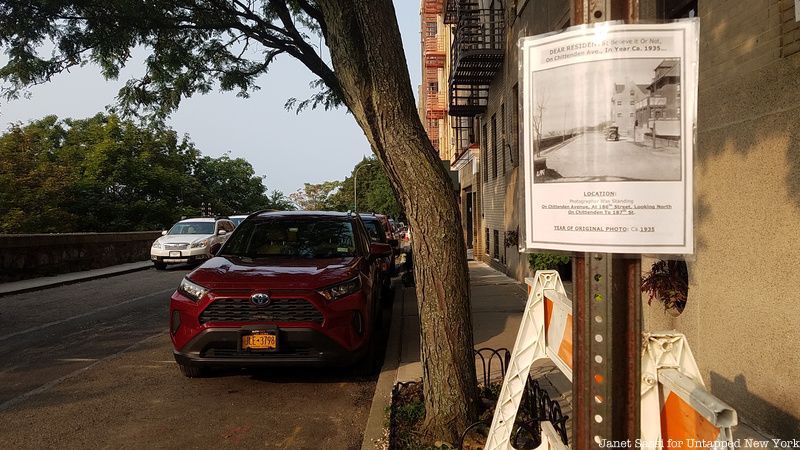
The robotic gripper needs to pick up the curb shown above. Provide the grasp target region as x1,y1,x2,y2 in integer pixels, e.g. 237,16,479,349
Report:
0,261,153,297
361,280,407,450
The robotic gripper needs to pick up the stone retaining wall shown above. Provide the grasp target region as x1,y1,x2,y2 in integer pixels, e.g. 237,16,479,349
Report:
0,232,160,282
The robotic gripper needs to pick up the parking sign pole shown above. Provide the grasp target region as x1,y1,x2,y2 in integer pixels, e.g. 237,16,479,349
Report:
572,1,643,448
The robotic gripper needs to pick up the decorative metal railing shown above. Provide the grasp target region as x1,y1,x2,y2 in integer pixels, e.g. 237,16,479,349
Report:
388,347,570,449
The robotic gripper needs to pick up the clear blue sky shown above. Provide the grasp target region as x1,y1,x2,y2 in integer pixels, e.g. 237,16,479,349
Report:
0,2,421,197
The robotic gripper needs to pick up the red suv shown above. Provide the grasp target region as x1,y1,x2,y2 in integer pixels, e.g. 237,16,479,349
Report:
169,211,392,377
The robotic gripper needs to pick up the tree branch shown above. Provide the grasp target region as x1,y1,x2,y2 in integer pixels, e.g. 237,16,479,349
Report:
266,0,342,102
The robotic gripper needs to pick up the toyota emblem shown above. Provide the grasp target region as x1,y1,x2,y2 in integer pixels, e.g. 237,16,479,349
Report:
250,293,271,306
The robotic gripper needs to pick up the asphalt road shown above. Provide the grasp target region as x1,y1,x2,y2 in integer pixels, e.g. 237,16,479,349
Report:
542,131,681,181
0,266,380,449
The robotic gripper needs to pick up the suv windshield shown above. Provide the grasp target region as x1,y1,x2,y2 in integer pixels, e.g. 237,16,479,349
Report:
221,219,357,258
168,222,215,235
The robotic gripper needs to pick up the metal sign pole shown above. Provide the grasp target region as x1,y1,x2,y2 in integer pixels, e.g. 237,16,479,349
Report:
572,1,642,448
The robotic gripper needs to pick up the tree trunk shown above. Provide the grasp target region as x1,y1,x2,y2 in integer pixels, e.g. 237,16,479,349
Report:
317,0,479,442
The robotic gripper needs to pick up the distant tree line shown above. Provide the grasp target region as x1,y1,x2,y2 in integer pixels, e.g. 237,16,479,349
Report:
0,114,292,233
288,157,404,220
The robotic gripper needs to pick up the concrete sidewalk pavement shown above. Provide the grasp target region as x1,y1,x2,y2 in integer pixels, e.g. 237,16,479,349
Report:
0,260,153,296
397,261,534,382
361,260,573,449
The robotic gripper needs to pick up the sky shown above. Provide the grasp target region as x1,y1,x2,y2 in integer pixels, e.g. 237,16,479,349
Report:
0,2,422,197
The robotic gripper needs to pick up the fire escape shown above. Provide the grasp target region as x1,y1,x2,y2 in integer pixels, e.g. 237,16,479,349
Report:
445,0,505,156
422,0,446,153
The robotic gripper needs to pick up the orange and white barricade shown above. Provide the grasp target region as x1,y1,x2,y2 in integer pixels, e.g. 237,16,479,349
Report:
640,332,737,450
485,270,571,450
485,272,738,450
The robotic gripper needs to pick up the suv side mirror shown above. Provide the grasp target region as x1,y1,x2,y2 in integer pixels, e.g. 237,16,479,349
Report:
369,242,392,258
161,230,168,236
217,229,227,236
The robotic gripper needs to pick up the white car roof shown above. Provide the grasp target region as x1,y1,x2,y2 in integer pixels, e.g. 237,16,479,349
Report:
177,217,217,223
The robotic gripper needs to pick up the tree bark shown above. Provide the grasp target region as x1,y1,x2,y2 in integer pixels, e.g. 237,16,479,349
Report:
316,0,479,442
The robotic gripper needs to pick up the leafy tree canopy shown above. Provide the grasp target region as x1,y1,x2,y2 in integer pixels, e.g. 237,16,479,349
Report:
0,113,292,232
0,0,341,121
288,180,340,211
329,156,403,219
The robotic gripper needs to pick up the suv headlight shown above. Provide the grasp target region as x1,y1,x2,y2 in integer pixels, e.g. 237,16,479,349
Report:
152,241,162,249
178,278,209,302
190,239,209,248
318,277,362,301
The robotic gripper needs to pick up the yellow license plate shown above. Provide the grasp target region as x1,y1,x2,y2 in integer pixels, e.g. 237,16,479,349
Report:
242,333,277,350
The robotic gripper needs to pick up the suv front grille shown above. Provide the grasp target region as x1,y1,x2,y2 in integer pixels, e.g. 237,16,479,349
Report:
199,298,323,324
164,243,189,250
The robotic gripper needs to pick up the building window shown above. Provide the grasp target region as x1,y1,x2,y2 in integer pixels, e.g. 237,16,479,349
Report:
491,114,498,179
485,228,490,255
630,100,635,105
617,113,622,117
482,123,488,182
617,101,622,106
630,90,635,96
425,22,437,37
500,103,506,174
630,113,634,117
492,230,500,259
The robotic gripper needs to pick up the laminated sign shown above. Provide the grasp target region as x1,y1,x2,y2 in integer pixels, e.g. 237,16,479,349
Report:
520,21,699,254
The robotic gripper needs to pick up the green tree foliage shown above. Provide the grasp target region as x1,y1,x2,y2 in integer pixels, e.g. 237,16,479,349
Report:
330,157,403,218
0,114,288,232
194,154,272,216
288,180,341,211
265,189,295,211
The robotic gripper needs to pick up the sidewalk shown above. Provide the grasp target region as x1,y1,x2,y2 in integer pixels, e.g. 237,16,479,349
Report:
0,261,153,296
361,260,573,449
398,261,529,381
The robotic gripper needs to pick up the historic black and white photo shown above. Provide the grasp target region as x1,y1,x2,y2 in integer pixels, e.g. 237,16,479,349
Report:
530,58,683,183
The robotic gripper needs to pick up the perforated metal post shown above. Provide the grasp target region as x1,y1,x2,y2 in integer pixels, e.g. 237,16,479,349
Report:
572,1,642,448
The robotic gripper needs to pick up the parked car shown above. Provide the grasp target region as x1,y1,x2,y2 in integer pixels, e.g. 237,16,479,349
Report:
151,217,234,270
229,214,249,227
606,125,619,141
168,210,392,377
360,213,399,284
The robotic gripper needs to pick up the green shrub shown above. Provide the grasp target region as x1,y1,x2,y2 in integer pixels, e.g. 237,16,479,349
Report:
527,253,571,272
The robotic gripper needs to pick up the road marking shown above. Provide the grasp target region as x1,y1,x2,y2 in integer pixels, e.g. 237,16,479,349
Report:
0,288,175,342
0,332,165,412
56,358,99,362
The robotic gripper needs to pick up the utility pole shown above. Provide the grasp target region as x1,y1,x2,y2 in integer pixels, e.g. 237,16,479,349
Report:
353,163,373,212
572,1,643,448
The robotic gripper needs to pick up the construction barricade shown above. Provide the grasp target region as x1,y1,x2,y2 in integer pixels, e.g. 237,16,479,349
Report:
484,270,737,450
